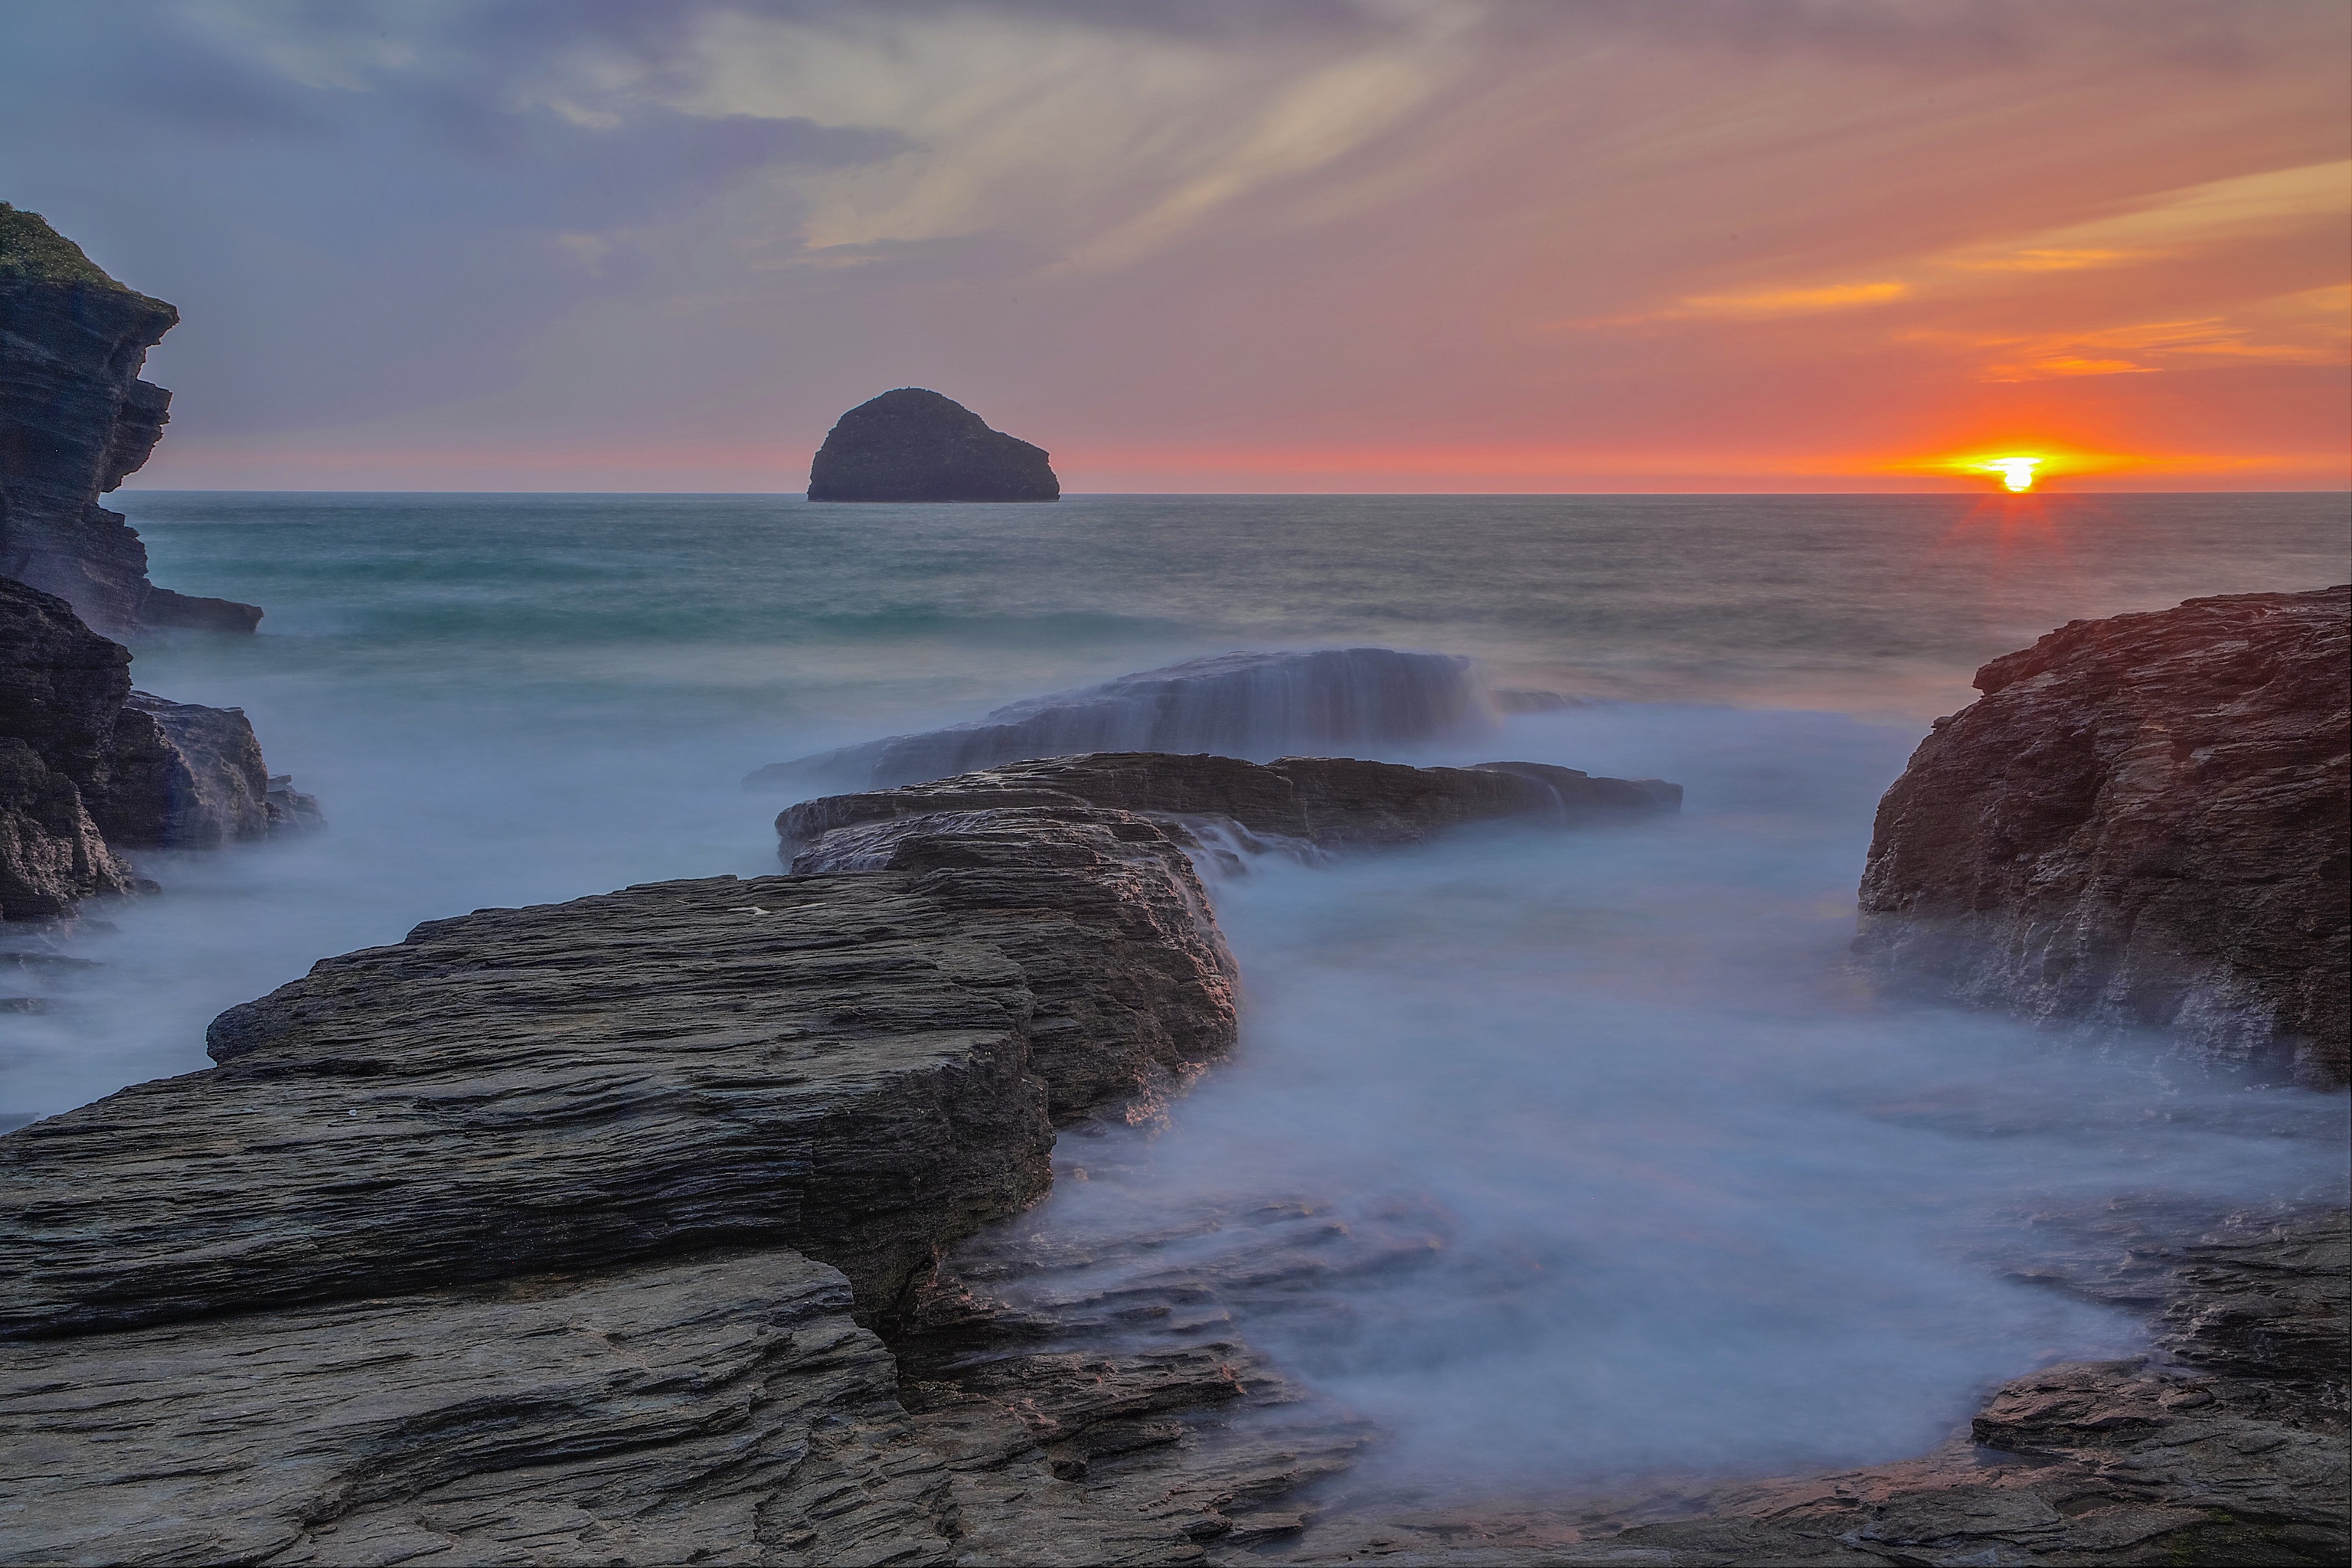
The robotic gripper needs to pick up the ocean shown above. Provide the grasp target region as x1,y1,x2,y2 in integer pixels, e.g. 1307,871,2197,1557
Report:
9,489,2348,1494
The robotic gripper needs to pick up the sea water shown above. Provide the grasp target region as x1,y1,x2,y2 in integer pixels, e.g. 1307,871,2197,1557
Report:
8,490,2347,1491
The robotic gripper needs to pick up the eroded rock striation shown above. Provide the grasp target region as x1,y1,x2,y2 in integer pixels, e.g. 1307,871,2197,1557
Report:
0,577,318,920
807,387,1059,503
0,203,260,635
1856,585,2350,1085
752,648,1503,793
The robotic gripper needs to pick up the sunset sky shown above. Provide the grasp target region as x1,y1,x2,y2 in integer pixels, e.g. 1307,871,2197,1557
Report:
5,1,2345,492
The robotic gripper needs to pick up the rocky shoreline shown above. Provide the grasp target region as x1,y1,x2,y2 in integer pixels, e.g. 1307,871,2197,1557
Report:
2,590,2347,1565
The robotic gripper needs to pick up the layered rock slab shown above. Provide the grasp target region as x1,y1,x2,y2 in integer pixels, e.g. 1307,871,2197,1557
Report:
779,750,1681,865
1856,585,2350,1085
1,814,1233,1339
0,202,260,634
807,387,1059,503
2,1250,961,1567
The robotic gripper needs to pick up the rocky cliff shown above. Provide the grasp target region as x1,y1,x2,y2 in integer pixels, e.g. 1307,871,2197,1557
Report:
0,577,316,920
1856,586,2350,1085
0,202,260,635
806,387,1060,503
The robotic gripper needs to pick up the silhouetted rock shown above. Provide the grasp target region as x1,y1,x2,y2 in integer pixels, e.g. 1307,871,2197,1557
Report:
750,647,1501,792
1856,586,2350,1086
0,578,317,919
806,387,1059,502
780,750,1681,867
0,203,260,635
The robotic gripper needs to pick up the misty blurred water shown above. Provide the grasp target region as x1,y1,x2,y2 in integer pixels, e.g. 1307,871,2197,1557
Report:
4,489,2345,1492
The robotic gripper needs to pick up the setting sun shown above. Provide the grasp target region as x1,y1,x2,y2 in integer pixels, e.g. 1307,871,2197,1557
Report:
1983,456,2042,492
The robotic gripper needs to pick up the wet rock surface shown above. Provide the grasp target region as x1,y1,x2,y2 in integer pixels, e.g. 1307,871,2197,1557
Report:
750,649,1501,792
779,750,1681,866
0,203,260,635
807,387,1059,504
1856,585,2350,1086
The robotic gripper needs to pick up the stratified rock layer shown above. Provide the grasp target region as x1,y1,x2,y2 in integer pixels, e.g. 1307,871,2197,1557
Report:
0,203,260,635
1856,586,2350,1085
806,387,1059,503
780,751,1681,866
751,648,1501,792
1,826,1233,1339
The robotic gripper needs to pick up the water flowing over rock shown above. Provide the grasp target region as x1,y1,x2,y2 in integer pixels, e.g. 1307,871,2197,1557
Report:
0,204,260,635
806,387,1060,502
1855,585,2350,1086
0,577,318,920
749,647,1504,792
780,750,1681,868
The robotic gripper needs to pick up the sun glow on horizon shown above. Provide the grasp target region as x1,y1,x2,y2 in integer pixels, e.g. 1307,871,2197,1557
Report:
1982,456,2042,492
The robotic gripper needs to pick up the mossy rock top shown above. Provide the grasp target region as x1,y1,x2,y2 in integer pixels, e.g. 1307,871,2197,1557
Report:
0,203,169,312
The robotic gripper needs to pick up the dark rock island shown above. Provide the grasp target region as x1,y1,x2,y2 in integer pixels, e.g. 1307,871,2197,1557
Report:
0,203,261,635
807,387,1060,503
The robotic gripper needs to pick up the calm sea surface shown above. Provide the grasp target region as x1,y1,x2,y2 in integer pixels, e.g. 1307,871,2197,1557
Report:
11,490,2348,1492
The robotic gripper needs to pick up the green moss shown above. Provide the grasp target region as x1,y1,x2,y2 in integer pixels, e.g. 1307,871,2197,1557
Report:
0,202,129,289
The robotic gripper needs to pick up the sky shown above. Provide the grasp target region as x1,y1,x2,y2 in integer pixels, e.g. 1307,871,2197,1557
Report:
5,0,2346,493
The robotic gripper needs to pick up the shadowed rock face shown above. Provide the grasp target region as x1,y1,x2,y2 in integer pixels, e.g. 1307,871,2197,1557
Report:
0,578,318,917
1856,585,2350,1086
0,204,260,635
0,577,139,918
750,648,1504,792
806,387,1059,502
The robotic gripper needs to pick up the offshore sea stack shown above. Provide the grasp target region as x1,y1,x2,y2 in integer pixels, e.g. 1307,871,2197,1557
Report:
750,647,1502,792
0,577,317,920
0,204,260,635
1857,585,2350,1085
806,387,1060,503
